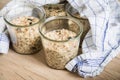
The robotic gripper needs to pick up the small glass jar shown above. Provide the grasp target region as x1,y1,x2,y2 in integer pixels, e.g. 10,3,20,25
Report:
39,16,83,69
4,3,45,54
65,3,90,47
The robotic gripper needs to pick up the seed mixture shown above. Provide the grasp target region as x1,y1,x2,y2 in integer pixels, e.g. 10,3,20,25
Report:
44,4,67,18
42,29,80,69
11,16,42,54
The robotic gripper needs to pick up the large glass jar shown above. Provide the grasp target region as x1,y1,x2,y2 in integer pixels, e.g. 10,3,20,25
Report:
4,3,45,54
65,3,90,47
39,16,83,69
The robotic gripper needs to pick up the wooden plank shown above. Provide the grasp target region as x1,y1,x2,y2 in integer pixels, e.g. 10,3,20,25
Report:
0,49,120,80
0,0,10,9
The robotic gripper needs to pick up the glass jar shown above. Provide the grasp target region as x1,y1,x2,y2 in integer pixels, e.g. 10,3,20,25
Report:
39,16,83,69
65,3,90,47
44,4,67,18
4,3,45,54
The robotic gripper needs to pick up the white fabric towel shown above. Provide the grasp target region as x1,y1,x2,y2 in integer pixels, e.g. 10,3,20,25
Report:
65,0,120,77
0,16,9,54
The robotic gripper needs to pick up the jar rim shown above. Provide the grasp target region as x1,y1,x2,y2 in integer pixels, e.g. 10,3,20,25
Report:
3,5,46,28
39,16,83,42
65,3,87,20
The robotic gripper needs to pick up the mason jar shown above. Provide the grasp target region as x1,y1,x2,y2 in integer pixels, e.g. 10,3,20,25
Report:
65,3,90,47
39,16,83,69
4,3,45,54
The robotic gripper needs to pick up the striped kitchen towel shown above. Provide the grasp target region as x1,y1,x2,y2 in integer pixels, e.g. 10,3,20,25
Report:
0,16,9,54
65,0,120,77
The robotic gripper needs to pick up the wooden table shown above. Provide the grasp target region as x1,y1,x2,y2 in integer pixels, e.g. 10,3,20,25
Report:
0,1,120,80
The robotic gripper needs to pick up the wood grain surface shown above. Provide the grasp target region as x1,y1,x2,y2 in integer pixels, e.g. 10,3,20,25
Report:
0,0,120,80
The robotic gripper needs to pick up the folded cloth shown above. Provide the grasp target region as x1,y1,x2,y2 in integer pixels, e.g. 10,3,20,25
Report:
65,0,120,77
0,0,120,78
0,15,9,54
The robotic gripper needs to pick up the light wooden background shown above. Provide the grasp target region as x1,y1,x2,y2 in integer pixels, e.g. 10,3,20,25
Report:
0,0,120,80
